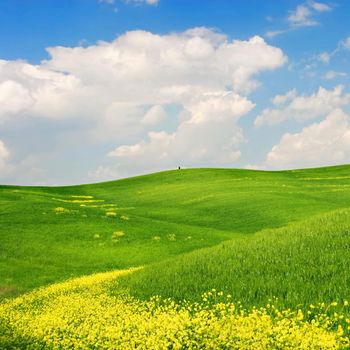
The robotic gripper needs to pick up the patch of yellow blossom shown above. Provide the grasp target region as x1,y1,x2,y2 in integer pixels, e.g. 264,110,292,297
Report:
0,270,349,349
167,233,176,241
112,231,125,238
53,207,68,214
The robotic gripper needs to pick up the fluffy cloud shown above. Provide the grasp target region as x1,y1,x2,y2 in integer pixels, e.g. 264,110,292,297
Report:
141,105,167,125
0,140,10,174
264,109,350,169
0,29,285,127
42,29,285,97
255,85,350,127
0,60,82,123
108,91,254,172
0,140,9,160
0,80,33,121
0,28,287,183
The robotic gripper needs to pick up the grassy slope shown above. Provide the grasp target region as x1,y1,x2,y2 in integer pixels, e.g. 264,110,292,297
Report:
115,208,350,308
1,165,350,299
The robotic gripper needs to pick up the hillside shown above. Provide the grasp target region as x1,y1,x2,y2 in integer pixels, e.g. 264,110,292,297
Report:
115,208,350,307
2,165,350,348
2,165,350,299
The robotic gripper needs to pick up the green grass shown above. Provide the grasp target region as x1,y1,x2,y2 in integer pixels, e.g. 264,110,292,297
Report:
1,165,350,300
114,208,350,309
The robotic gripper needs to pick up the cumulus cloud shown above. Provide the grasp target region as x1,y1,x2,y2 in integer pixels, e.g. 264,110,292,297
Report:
0,28,287,183
0,60,82,123
255,85,350,127
108,91,254,172
264,109,350,169
141,105,167,125
42,29,286,97
0,140,9,160
272,89,297,106
0,79,33,121
0,140,11,175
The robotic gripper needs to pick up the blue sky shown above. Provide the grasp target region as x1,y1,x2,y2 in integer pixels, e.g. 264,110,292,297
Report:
0,0,350,185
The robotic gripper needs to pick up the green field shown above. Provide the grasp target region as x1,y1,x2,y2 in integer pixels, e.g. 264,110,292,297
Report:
1,165,350,348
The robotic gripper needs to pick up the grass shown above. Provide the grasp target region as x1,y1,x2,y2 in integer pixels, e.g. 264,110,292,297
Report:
114,208,350,309
2,165,350,299
2,165,350,348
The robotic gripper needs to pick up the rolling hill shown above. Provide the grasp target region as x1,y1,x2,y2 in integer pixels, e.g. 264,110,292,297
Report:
1,165,350,348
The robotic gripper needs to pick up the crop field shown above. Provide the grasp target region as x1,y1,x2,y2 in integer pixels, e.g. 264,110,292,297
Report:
1,165,350,348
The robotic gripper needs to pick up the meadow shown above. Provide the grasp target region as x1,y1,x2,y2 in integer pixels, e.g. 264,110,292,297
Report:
1,165,350,348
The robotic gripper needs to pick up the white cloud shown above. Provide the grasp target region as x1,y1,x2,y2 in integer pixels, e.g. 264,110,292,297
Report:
0,140,11,175
141,105,167,125
288,5,318,27
272,89,297,106
317,52,330,63
0,60,82,122
125,0,159,5
0,28,286,183
42,30,285,97
0,80,33,121
255,85,350,127
323,71,347,80
100,0,159,5
266,1,332,38
265,30,287,38
264,109,350,169
342,37,350,49
309,1,332,12
0,140,9,160
108,91,254,172
99,0,115,4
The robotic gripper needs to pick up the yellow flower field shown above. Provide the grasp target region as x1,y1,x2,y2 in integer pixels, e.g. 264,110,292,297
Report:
1,269,349,349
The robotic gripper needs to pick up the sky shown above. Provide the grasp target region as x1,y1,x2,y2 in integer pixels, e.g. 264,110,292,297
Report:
0,0,350,185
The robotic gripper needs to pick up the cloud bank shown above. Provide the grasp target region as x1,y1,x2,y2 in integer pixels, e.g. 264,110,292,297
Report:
265,109,350,169
0,28,287,183
255,85,350,127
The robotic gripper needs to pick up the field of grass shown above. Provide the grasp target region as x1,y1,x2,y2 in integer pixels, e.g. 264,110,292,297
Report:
1,165,350,348
115,208,350,307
